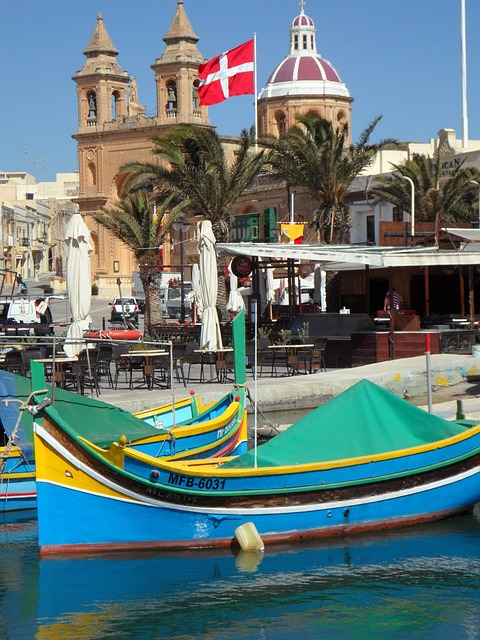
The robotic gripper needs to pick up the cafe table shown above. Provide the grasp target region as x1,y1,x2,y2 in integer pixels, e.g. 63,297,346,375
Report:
34,357,79,388
121,350,168,390
268,343,314,375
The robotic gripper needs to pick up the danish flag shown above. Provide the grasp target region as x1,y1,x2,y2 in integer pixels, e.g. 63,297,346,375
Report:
198,39,255,106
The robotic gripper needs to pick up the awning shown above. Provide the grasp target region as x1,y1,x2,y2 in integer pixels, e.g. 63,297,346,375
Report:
217,242,480,270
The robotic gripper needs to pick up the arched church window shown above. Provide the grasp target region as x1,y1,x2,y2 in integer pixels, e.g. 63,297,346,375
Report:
192,80,200,110
294,35,299,50
303,35,307,49
167,82,177,109
275,112,286,138
87,92,97,118
111,91,120,121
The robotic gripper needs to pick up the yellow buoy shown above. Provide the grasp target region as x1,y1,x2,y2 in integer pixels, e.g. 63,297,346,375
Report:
235,522,264,552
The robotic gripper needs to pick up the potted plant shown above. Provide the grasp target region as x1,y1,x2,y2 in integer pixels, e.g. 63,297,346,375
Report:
298,322,310,344
276,329,292,345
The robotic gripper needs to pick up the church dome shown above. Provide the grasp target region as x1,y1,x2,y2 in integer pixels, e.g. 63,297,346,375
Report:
259,2,350,100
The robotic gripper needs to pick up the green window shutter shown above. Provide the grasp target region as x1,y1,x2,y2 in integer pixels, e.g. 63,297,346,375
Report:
263,207,278,242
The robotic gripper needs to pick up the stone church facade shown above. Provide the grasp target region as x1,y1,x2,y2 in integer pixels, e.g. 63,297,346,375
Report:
73,1,353,296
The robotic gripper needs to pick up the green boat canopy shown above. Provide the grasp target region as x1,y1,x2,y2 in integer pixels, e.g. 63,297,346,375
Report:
222,379,471,469
2,369,168,449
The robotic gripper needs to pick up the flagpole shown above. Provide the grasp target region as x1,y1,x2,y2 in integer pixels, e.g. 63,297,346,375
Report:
254,32,258,152
461,0,468,149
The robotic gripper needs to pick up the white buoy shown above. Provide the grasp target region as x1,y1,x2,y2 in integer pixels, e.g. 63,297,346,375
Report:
235,522,264,552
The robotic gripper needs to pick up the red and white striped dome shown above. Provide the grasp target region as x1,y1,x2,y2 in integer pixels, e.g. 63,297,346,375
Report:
259,2,350,100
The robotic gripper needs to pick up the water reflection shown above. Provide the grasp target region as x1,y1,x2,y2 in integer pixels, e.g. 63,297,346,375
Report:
1,509,480,639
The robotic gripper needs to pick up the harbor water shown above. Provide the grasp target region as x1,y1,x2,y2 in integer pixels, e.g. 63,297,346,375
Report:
2,507,480,639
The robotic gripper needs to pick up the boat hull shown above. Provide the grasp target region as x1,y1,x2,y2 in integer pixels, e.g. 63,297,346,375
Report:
34,414,480,554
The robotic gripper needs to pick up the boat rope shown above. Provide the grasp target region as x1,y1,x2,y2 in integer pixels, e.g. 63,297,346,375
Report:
153,429,176,458
0,389,49,476
245,386,281,438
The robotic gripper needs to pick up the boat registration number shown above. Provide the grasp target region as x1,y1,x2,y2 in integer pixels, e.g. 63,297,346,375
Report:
167,474,226,490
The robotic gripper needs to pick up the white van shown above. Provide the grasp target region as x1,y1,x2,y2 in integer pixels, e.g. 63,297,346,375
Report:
0,296,56,335
160,282,192,320
132,271,192,320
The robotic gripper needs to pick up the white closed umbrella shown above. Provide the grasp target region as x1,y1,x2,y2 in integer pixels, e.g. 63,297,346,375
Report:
313,263,327,312
227,260,245,314
63,213,93,357
199,221,223,351
265,263,275,320
191,262,203,323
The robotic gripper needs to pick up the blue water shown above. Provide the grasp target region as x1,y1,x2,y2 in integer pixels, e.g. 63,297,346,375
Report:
2,508,480,640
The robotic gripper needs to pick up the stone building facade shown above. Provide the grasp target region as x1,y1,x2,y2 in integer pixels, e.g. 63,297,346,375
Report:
73,1,354,296
72,2,211,297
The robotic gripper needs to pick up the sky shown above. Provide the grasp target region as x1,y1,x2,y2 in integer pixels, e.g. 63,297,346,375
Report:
1,0,480,182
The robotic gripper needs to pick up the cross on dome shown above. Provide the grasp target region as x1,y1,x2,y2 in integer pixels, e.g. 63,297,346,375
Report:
299,0,306,14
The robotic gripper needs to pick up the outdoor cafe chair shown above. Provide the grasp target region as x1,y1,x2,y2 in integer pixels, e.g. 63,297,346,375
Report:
74,349,100,396
111,344,131,389
93,344,114,389
2,350,27,377
184,341,202,384
312,338,327,373
257,337,278,377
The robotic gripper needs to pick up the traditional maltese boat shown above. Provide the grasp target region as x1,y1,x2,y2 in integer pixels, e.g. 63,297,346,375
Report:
0,371,247,513
31,348,480,554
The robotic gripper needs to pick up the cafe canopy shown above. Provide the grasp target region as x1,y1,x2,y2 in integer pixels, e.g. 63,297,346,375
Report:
216,241,480,271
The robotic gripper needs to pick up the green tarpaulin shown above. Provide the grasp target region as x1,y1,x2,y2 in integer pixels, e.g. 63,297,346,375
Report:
222,379,470,469
1,370,166,449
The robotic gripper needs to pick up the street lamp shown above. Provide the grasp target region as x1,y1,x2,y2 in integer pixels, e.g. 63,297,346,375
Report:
402,175,415,242
470,180,480,228
172,216,191,322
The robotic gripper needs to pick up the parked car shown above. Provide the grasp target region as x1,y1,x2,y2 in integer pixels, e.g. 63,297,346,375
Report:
110,297,139,322
0,296,56,336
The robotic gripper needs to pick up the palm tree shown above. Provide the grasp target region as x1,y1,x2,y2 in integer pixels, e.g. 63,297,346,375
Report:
371,153,480,225
122,124,265,318
92,192,187,333
261,114,397,244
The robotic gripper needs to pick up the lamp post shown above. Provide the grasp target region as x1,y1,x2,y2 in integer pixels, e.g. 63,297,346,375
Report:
470,180,480,228
172,216,190,323
402,175,415,242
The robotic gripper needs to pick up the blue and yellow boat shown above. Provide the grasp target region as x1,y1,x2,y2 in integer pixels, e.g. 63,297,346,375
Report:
0,317,249,514
31,348,480,554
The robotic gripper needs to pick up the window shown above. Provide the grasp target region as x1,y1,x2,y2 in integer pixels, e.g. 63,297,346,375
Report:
392,206,404,222
231,214,260,242
111,91,120,121
87,92,97,117
263,207,278,242
192,81,200,110
366,215,375,244
275,112,286,138
167,83,177,109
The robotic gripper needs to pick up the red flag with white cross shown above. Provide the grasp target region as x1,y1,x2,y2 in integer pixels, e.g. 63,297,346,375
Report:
198,39,255,106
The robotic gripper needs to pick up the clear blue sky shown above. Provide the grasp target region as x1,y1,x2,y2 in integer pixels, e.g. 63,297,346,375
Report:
1,0,479,182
